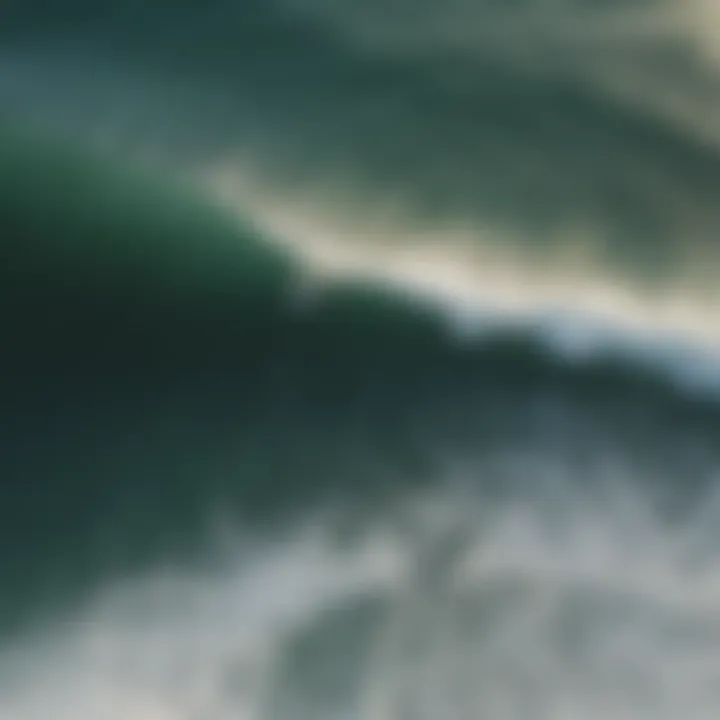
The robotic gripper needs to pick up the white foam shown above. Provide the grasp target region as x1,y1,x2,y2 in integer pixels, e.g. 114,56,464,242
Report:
4,480,720,719
203,168,720,399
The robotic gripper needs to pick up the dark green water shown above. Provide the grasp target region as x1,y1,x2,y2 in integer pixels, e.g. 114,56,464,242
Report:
3,2,720,717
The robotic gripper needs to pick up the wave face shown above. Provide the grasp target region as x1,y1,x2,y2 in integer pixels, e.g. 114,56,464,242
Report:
4,1,720,718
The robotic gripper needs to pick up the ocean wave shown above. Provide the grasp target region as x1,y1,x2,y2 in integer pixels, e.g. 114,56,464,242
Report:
4,5,720,716
2,132,720,644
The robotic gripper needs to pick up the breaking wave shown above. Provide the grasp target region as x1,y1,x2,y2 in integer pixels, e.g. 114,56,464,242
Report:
4,1,720,717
